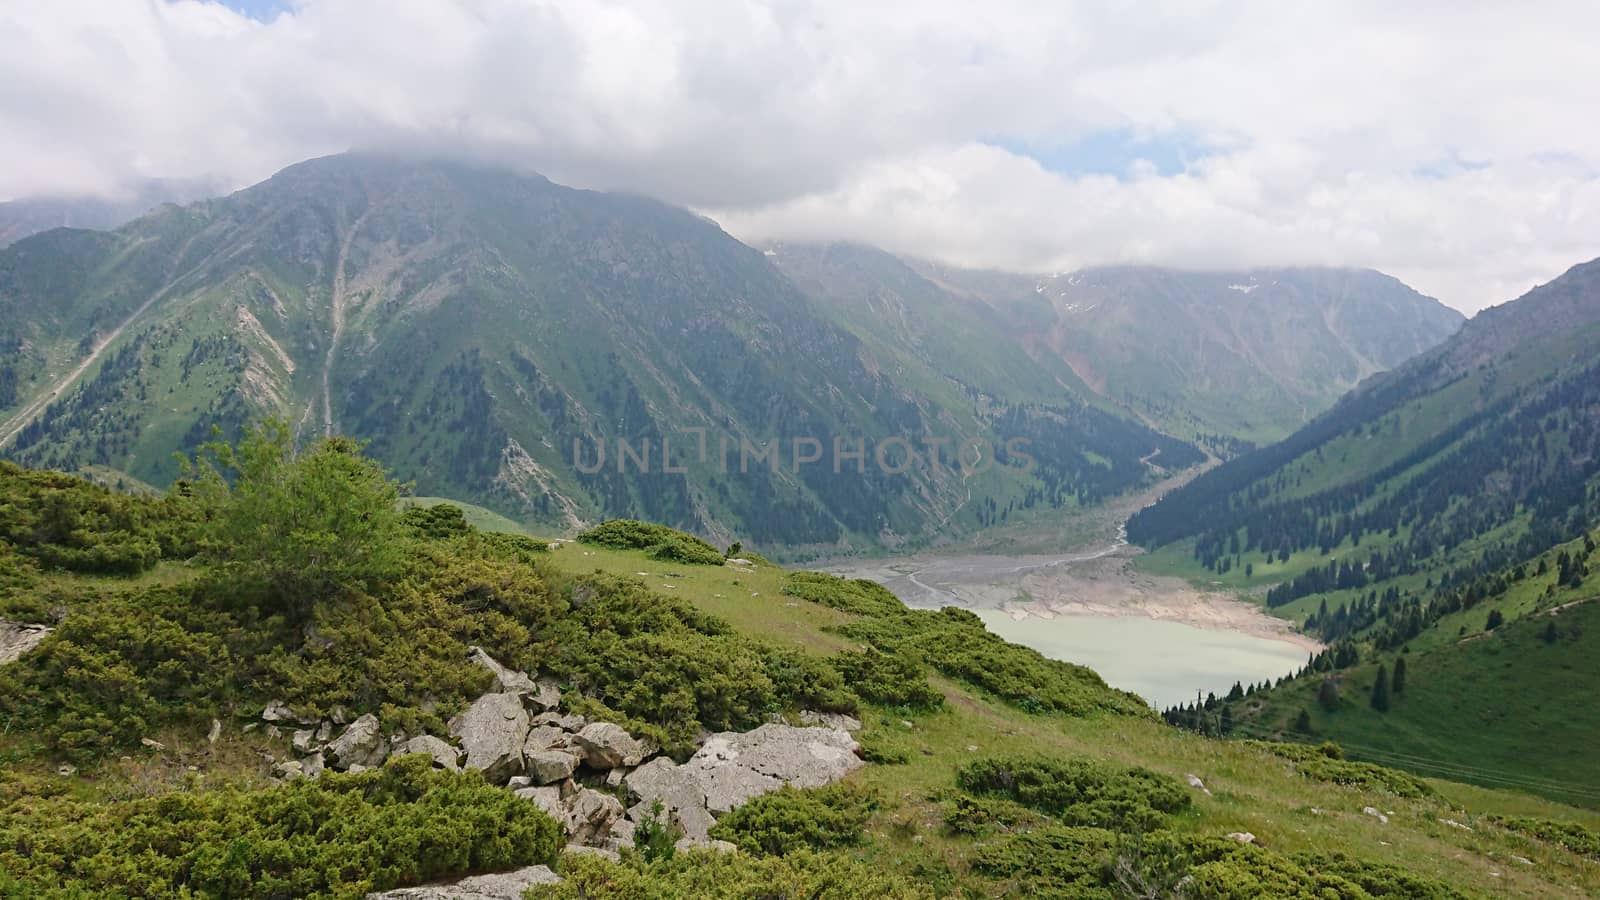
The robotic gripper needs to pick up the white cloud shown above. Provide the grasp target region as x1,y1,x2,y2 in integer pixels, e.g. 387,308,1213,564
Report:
2,0,1598,311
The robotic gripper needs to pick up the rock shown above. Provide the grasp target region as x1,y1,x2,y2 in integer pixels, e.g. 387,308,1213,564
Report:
514,785,566,821
302,751,325,779
266,725,282,739
330,706,351,725
507,776,534,789
799,711,862,732
681,725,863,815
1363,806,1389,825
261,700,310,724
529,679,562,712
57,764,76,777
140,737,165,752
523,724,567,754
1186,774,1212,796
573,722,652,769
400,735,463,772
526,750,580,784
316,722,333,742
725,558,754,567
533,712,588,732
1511,855,1533,866
363,865,562,899
467,646,537,694
1441,818,1474,831
563,845,621,862
273,760,305,780
327,714,389,771
625,757,717,841
450,693,529,783
675,837,737,854
292,729,321,755
208,719,222,744
608,816,636,847
604,766,628,789
0,620,52,665
347,763,370,774
565,788,625,845
1227,832,1256,844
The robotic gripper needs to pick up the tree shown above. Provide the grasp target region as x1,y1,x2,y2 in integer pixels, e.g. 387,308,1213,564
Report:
185,419,408,624
1391,656,1407,695
1370,664,1390,712
1317,678,1341,711
1542,620,1561,644
1485,609,1504,631
1293,708,1313,733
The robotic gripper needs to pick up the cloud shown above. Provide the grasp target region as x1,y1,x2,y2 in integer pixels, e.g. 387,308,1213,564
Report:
2,0,1598,311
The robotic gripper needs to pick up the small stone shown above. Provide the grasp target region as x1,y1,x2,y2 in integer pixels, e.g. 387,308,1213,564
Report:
798,711,862,732
468,645,537,694
1511,855,1533,866
1363,806,1389,824
57,764,76,776
140,737,165,752
899,720,913,729
273,760,305,780
330,706,351,725
302,751,325,779
605,767,628,789
399,735,463,772
563,845,621,861
966,745,978,752
675,837,738,854
316,722,332,742
262,700,296,722
207,719,222,744
346,763,369,774
292,729,320,755
573,722,652,769
1186,774,1212,796
327,714,389,771
1227,832,1256,844
526,750,580,785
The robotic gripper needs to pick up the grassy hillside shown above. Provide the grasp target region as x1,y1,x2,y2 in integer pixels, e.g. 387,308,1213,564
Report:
2,446,1599,896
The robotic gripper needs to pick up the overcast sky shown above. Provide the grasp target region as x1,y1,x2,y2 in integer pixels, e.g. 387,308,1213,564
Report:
3,1,1598,313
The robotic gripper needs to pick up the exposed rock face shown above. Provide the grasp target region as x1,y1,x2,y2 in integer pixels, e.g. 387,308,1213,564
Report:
572,722,651,769
525,750,580,785
450,693,529,782
523,725,567,755
799,710,862,732
514,785,566,821
624,757,716,841
565,788,625,845
467,646,537,694
363,865,561,899
683,724,862,814
0,620,51,665
400,735,463,772
327,714,390,771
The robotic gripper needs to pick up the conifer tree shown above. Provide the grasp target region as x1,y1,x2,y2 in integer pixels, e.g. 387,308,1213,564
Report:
1391,656,1407,695
1370,664,1391,712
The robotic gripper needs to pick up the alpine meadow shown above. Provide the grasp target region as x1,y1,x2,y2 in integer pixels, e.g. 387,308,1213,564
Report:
2,3,1599,899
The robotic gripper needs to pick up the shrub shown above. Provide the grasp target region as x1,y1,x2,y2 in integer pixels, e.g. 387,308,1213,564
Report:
0,755,564,899
783,572,904,617
400,502,473,539
941,794,1047,836
830,647,944,711
529,848,933,899
0,460,191,575
956,756,1190,831
709,783,878,856
758,644,858,715
1490,816,1600,859
1246,741,1433,798
576,520,723,565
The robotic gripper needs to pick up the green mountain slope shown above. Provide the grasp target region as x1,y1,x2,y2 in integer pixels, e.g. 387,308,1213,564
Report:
0,154,1198,553
1134,258,1600,802
914,262,1464,445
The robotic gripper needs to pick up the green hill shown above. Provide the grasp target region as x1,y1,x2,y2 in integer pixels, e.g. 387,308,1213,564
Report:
3,446,1600,897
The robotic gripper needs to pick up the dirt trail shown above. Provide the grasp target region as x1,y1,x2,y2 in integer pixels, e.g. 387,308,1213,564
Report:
0,234,204,450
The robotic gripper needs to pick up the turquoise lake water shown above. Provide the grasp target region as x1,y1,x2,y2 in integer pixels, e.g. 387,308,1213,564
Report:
975,609,1308,709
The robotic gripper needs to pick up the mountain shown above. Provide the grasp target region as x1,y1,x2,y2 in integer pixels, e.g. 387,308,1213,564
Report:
0,154,1198,552
895,262,1464,445
0,178,224,248
1134,257,1600,796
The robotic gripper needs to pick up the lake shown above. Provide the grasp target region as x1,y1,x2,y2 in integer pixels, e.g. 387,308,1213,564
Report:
975,609,1308,709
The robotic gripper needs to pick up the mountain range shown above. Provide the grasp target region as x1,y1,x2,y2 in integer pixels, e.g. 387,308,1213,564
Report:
0,154,1463,551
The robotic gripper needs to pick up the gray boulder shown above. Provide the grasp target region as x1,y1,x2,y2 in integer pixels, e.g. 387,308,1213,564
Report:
292,728,321,755
683,724,863,814
525,750,580,785
566,788,625,845
572,722,651,769
0,620,51,665
363,865,561,899
799,710,862,732
514,785,565,822
450,693,528,783
624,757,716,842
302,751,326,779
523,724,567,755
533,711,588,732
399,735,462,772
327,714,390,771
467,646,536,694
529,678,562,712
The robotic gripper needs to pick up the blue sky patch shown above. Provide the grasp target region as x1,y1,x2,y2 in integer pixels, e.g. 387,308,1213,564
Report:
986,127,1215,180
219,0,291,22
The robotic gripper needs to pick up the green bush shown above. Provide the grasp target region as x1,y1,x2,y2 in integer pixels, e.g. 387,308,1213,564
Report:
709,783,878,856
830,647,944,711
941,794,1047,836
969,824,1120,899
758,644,858,714
400,502,473,539
577,520,723,565
0,755,564,899
834,607,1151,718
529,848,933,899
956,756,1190,831
783,572,904,617
0,460,193,575
1490,816,1600,859
1246,741,1434,798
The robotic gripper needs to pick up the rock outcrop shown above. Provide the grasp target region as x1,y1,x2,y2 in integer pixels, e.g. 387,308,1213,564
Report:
683,724,864,814
450,692,529,782
572,722,651,769
364,865,561,899
327,714,390,771
0,620,51,665
399,735,463,772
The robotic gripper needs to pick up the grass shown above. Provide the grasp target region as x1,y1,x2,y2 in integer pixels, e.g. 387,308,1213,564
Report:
532,542,1600,897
